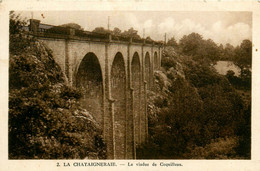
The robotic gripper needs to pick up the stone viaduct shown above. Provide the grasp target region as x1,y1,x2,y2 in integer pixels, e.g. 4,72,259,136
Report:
29,19,163,159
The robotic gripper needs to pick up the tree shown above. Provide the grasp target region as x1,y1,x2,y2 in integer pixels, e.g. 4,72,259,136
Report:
167,36,178,48
112,27,122,36
179,33,204,56
226,70,235,78
223,43,235,61
179,33,220,63
234,39,252,70
146,36,153,41
121,27,141,39
59,23,84,30
218,44,225,60
9,11,27,35
9,11,31,54
92,27,110,34
202,39,220,62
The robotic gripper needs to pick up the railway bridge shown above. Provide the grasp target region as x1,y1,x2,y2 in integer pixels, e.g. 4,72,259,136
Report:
29,19,163,159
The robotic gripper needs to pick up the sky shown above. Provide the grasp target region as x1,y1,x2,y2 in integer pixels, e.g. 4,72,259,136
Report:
18,11,252,46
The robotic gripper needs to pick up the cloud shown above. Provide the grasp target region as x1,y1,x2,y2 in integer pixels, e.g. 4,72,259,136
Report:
157,18,210,41
123,13,142,31
144,19,153,29
158,17,176,34
156,17,251,46
225,22,252,46
212,21,222,32
143,19,153,37
178,19,211,40
209,21,251,46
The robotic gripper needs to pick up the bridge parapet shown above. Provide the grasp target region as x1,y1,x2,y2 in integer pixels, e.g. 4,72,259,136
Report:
29,19,163,47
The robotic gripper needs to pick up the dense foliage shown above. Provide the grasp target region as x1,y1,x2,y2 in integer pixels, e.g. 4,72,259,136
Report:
92,26,143,39
137,40,251,159
167,36,178,48
9,13,106,159
59,23,84,30
176,32,252,67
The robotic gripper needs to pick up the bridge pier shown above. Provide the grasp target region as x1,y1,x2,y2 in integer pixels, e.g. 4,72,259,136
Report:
108,98,116,159
130,87,136,159
144,81,148,141
126,40,134,159
104,43,114,159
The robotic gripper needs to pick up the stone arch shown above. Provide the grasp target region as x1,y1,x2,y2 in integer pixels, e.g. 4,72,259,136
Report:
154,51,158,70
76,52,103,124
145,52,151,90
111,52,126,159
131,52,141,144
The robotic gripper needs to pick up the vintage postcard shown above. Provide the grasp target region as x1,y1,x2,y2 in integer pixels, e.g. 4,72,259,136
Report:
0,0,260,170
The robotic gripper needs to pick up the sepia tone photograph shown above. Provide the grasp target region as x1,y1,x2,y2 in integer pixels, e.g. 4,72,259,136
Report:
8,10,252,160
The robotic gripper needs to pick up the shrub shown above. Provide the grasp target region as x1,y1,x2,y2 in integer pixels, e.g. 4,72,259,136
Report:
184,137,240,159
161,57,177,71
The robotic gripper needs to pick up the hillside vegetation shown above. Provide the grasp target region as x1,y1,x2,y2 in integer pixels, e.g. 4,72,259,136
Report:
9,13,106,159
137,45,251,159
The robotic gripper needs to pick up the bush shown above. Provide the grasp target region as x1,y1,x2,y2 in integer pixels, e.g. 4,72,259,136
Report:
183,137,240,159
226,70,251,90
161,57,177,71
